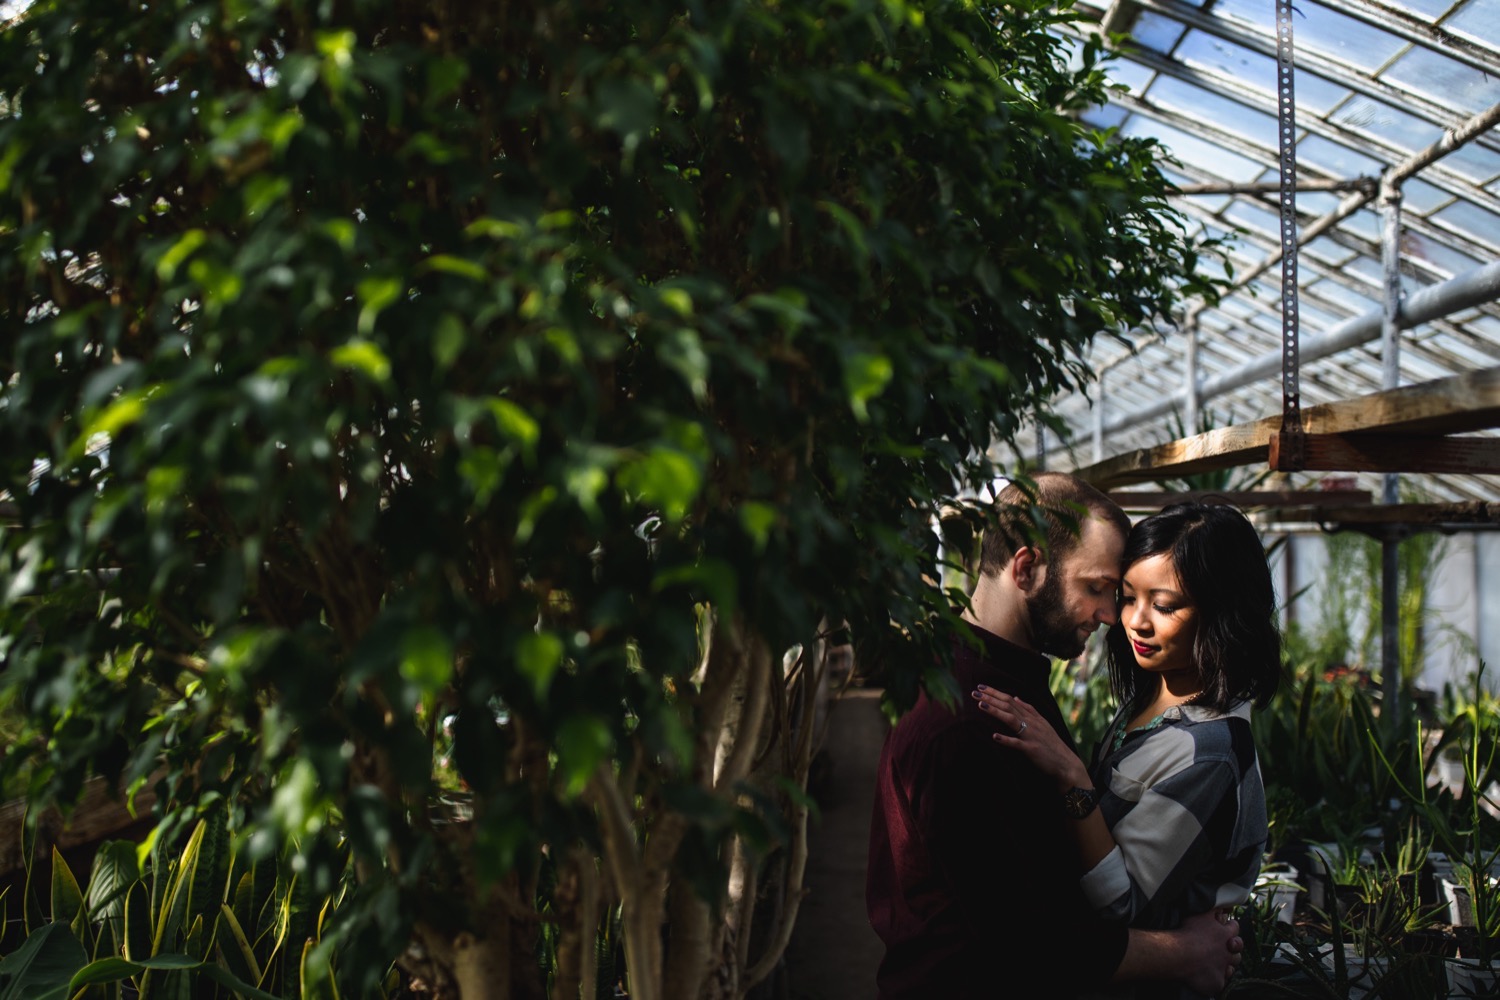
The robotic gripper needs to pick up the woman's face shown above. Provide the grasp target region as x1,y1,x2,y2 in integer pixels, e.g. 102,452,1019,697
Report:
1119,552,1199,681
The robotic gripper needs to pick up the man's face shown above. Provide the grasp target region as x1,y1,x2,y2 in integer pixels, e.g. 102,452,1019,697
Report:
1024,515,1125,660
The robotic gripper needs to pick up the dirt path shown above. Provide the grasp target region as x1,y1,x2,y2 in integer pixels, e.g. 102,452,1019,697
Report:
783,687,888,1000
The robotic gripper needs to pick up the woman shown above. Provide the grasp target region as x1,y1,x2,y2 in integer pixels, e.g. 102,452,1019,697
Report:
973,500,1283,998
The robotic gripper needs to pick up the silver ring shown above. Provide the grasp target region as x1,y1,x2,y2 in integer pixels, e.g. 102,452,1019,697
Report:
1018,722,1028,735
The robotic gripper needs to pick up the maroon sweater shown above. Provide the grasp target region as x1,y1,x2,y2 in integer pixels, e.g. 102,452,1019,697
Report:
866,622,1129,998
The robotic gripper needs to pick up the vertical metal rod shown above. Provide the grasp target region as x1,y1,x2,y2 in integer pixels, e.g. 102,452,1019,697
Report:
1274,0,1304,471
1379,173,1404,718
1185,314,1200,435
1093,374,1106,465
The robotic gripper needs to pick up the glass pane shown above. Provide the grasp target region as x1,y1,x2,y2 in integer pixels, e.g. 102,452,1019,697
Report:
1104,55,1156,93
1336,207,1381,241
1381,46,1500,117
1433,142,1500,186
1330,96,1445,156
1212,0,1276,33
1303,238,1358,267
1297,1,1410,73
1133,11,1189,53
1121,118,1264,181
1431,199,1500,252
1402,177,1455,215
1296,134,1387,180
1402,0,1467,17
1223,199,1282,239
1296,190,1342,216
1174,29,1352,116
1308,281,1379,318
1402,233,1485,280
1082,104,1129,131
1146,76,1279,149
1447,0,1500,48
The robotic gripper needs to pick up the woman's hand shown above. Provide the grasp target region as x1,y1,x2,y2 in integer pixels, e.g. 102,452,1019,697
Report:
972,686,1091,789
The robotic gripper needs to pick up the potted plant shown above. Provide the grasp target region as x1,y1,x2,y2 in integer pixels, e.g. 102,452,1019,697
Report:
1449,859,1500,997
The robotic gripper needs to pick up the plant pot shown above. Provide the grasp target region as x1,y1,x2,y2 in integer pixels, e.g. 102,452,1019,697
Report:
1402,926,1458,958
1447,958,1500,998
1253,864,1301,925
1456,926,1500,963
1320,944,1386,1000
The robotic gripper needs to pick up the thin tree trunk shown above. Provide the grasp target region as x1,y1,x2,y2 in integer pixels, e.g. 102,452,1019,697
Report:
452,928,510,1000
664,875,713,999
553,845,600,1000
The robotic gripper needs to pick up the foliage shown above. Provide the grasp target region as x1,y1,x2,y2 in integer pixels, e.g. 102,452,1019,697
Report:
1051,638,1117,757
1283,484,1470,694
0,808,358,999
0,0,1225,995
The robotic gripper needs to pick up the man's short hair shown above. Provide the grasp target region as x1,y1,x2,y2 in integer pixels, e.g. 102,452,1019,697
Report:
979,472,1129,577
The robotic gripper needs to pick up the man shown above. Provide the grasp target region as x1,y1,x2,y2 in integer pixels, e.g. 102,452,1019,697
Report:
866,472,1242,998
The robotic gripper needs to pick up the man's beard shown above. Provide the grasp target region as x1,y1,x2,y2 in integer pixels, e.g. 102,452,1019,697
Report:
1026,568,1087,660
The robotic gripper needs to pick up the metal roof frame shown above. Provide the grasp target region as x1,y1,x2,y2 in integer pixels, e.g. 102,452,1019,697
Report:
1021,0,1500,520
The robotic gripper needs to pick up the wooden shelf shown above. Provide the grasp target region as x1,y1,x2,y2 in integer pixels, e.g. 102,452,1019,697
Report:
1072,367,1500,490
1107,489,1373,511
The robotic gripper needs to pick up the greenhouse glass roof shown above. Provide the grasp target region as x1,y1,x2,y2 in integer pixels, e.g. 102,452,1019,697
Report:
1022,0,1500,514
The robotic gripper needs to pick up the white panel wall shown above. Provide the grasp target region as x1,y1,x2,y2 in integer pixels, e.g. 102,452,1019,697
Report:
1280,531,1487,695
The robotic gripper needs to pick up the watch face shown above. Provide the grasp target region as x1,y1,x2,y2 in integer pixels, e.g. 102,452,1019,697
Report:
1063,787,1098,818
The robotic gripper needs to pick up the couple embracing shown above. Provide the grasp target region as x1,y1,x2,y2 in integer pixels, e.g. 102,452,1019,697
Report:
867,472,1282,999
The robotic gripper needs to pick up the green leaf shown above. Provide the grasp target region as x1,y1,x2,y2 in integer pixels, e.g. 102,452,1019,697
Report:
155,819,208,954
487,398,539,450
329,339,393,383
356,276,403,335
617,448,701,523
155,229,206,281
123,881,151,963
214,903,262,986
400,625,454,699
422,254,489,282
657,328,709,399
516,631,564,700
0,922,87,1000
842,351,894,422
71,385,158,460
555,716,613,798
738,502,778,553
49,847,84,928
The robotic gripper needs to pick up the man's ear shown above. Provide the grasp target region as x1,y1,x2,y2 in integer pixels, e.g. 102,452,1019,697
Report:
1010,546,1043,593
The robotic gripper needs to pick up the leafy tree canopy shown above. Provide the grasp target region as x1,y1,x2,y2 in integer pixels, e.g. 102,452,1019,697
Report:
0,0,1221,994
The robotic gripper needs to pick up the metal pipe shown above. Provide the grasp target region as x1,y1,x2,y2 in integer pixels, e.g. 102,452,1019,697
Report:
1185,315,1199,435
1093,374,1106,465
1097,257,1500,437
1379,174,1403,713
1175,178,1377,196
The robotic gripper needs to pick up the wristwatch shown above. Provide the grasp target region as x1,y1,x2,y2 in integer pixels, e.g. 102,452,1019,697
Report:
1061,785,1100,820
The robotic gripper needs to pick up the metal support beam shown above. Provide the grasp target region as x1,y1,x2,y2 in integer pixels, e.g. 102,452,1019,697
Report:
1379,171,1404,715
1097,258,1500,437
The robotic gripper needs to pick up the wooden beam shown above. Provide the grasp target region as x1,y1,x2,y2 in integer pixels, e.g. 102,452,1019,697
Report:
1263,502,1500,527
1074,367,1500,488
1107,489,1374,510
1268,433,1500,475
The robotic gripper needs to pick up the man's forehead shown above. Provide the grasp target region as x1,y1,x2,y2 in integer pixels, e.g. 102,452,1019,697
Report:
1060,516,1124,579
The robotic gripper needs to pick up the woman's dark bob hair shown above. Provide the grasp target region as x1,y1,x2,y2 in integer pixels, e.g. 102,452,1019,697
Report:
1105,500,1284,715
